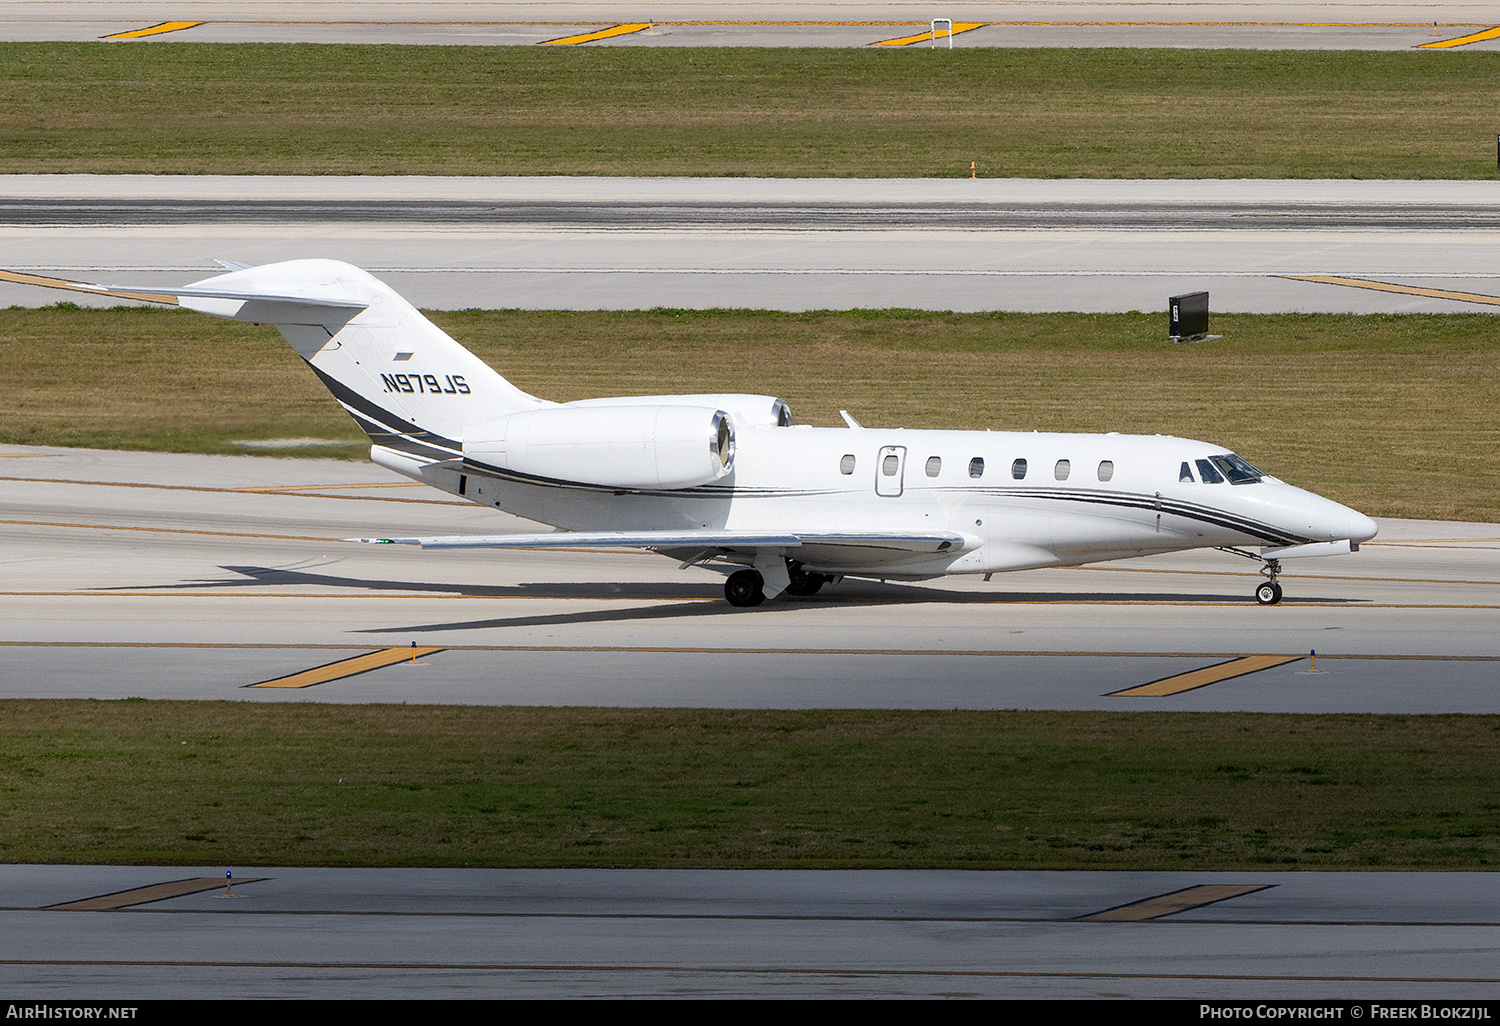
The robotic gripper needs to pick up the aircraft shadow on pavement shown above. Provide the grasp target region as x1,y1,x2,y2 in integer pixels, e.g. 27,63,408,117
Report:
358,582,1360,635
92,564,1360,630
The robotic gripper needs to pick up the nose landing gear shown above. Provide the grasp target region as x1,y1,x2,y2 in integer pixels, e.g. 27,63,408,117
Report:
1219,547,1285,605
1255,558,1284,605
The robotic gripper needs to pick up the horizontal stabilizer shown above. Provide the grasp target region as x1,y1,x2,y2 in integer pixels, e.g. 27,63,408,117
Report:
0,268,368,311
352,529,972,554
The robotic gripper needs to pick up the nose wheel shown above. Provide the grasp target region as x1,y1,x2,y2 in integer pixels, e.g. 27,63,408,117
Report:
1255,558,1284,605
1255,580,1283,605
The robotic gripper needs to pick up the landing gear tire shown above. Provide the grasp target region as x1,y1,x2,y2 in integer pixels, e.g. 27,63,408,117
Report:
1255,581,1283,605
725,569,766,607
785,571,827,597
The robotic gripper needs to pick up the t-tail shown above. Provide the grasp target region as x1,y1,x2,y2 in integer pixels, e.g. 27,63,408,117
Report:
0,259,545,465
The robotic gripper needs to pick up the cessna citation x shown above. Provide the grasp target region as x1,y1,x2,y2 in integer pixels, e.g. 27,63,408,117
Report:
6,259,1378,607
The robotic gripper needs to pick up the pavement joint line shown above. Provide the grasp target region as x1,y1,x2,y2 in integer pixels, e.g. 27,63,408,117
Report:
11,905,1500,928
248,646,445,688
0,959,1490,983
0,519,344,543
0,476,468,506
100,21,203,40
3,591,1498,608
1077,883,1274,921
1109,654,1304,697
44,876,265,911
1,641,1497,660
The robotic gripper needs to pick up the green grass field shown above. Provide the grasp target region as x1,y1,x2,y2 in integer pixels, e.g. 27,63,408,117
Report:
3,701,1497,870
2,44,1499,178
4,305,1496,521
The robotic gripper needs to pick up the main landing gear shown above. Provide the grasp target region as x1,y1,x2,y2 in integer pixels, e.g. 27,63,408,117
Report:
725,568,766,607
723,566,831,607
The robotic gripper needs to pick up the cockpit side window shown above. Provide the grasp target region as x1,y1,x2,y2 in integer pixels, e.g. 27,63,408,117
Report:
1195,458,1225,484
1179,461,1195,483
1209,453,1265,484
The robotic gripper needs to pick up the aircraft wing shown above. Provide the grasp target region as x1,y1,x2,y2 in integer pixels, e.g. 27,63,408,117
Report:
353,529,972,555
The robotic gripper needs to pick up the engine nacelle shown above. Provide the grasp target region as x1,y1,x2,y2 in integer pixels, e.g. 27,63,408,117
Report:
565,393,792,427
462,404,735,490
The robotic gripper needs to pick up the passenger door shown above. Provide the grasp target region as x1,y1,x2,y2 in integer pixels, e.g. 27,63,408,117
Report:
875,445,906,497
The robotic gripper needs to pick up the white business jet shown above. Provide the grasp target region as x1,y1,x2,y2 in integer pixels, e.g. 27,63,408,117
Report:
5,259,1377,606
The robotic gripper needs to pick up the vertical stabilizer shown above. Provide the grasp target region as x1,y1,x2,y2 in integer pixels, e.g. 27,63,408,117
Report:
173,260,545,461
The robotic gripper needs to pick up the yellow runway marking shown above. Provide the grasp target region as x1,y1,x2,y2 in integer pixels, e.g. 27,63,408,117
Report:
873,22,985,46
249,647,444,688
46,877,259,911
543,23,652,45
1419,25,1500,48
102,21,205,40
1079,884,1272,922
1111,654,1303,697
1282,275,1500,307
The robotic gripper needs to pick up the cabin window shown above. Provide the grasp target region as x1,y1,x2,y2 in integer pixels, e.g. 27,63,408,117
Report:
969,457,985,479
1054,459,1071,481
1011,458,1027,480
840,454,856,475
1179,461,1195,483
1195,458,1225,484
882,454,900,476
1097,460,1114,482
925,456,942,478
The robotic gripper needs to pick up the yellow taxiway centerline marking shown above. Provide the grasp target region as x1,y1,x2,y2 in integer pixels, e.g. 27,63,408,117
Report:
102,21,205,40
1111,654,1303,697
543,23,652,45
873,22,985,46
1281,275,1500,306
46,877,262,911
228,482,425,493
249,646,444,688
1419,25,1500,48
1078,884,1273,922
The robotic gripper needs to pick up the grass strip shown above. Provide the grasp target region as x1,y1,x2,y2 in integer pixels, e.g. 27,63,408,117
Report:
2,701,1497,870
2,44,1500,178
3,305,1496,521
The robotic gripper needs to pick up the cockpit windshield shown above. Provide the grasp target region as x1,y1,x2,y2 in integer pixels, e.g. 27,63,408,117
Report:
1198,453,1264,484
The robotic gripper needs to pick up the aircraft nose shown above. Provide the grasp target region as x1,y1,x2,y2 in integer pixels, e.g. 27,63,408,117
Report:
1348,510,1378,544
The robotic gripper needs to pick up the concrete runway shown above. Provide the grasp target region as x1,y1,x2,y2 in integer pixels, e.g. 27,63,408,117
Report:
3,445,1496,711
5,865,1500,997
6,176,1500,313
8,1,1500,50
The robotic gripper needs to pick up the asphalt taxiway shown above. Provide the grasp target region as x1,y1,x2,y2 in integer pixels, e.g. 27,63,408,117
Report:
5,865,1500,997
6,176,1500,313
2,445,1496,711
